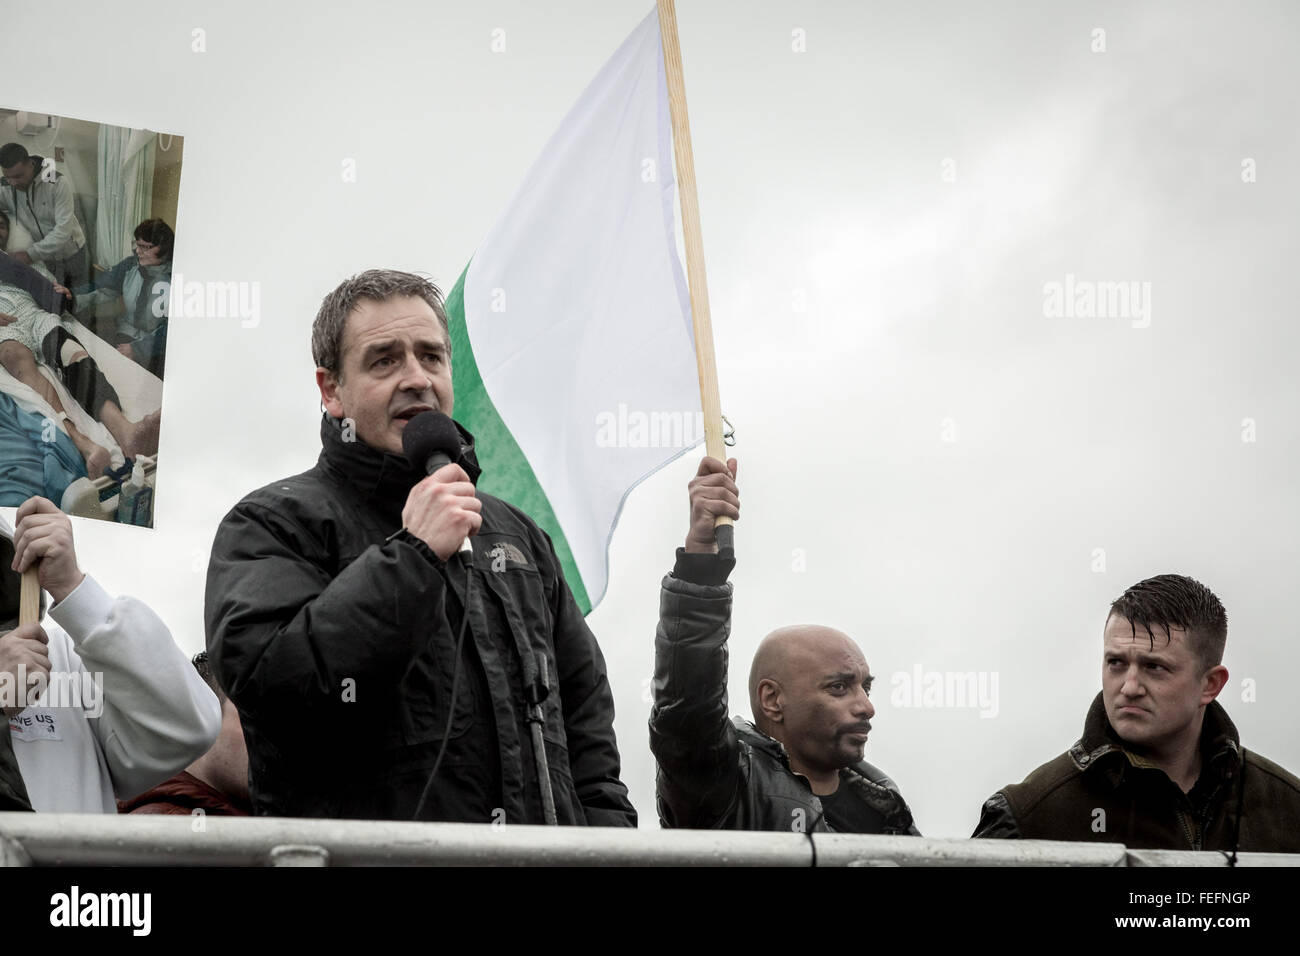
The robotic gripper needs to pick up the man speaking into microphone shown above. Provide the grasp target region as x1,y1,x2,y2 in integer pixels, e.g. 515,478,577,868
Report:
205,269,636,825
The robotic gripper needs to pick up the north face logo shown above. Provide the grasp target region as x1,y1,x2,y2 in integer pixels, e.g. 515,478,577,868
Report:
488,542,530,570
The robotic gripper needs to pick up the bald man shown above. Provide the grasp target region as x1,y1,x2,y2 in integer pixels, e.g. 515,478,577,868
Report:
649,457,918,833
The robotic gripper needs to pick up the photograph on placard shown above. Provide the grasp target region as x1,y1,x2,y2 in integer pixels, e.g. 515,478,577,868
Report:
0,108,181,526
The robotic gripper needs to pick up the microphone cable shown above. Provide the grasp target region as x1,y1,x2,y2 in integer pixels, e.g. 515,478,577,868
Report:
412,550,474,821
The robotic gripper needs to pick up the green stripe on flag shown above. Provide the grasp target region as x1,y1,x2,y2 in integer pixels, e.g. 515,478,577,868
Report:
445,266,593,615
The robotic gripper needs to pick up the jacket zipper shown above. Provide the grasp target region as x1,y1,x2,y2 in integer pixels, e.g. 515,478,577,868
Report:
1193,777,1229,852
25,185,45,240
1177,777,1227,850
1176,805,1197,848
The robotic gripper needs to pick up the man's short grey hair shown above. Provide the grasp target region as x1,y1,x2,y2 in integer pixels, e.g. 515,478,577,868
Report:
311,269,451,376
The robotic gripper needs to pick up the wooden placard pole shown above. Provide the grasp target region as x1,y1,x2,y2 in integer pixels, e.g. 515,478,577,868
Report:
19,568,39,626
657,0,734,547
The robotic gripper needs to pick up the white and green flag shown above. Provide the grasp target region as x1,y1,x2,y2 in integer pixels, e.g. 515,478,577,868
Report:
445,8,702,614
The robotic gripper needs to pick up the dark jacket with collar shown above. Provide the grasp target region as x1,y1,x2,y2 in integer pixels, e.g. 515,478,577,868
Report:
650,551,918,833
973,692,1300,852
204,415,635,826
0,533,32,811
0,723,32,812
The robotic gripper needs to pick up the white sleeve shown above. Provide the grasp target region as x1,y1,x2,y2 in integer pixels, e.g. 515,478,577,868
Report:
48,574,221,800
29,178,78,260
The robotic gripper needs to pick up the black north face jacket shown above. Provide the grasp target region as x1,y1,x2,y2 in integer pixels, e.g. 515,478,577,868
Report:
205,416,635,826
649,552,918,834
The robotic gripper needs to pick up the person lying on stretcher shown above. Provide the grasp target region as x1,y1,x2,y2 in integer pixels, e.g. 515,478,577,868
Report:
0,212,159,478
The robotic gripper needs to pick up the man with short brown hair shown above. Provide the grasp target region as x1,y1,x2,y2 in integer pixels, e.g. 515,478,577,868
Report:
974,574,1300,853
205,269,635,826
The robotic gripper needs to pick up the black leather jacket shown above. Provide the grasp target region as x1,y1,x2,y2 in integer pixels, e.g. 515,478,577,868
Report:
205,415,635,826
649,552,918,833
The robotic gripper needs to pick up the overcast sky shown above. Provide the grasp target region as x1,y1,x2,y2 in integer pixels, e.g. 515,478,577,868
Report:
4,0,1298,837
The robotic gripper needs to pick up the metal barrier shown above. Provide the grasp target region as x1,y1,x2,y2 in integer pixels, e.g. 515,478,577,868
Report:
1,813,1297,866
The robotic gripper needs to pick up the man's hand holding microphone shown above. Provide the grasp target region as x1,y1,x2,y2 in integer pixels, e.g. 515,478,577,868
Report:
400,412,482,564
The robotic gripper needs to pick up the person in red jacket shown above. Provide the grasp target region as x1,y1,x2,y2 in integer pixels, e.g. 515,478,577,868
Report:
119,652,250,817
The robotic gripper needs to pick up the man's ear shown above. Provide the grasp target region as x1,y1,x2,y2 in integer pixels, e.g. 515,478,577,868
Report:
757,678,783,725
1201,665,1229,705
316,367,344,419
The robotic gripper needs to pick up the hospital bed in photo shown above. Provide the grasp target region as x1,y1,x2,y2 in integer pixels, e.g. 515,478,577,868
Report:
0,313,161,522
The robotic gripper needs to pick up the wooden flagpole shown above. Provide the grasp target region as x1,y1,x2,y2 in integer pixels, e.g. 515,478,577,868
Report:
656,0,734,547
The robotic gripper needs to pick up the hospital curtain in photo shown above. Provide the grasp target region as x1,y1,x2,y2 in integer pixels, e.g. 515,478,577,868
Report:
95,127,156,265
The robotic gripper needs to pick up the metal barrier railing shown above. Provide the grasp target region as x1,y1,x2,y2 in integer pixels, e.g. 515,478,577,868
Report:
1,813,1296,866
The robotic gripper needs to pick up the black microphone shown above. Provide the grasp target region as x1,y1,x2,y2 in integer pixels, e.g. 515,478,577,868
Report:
401,411,474,562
